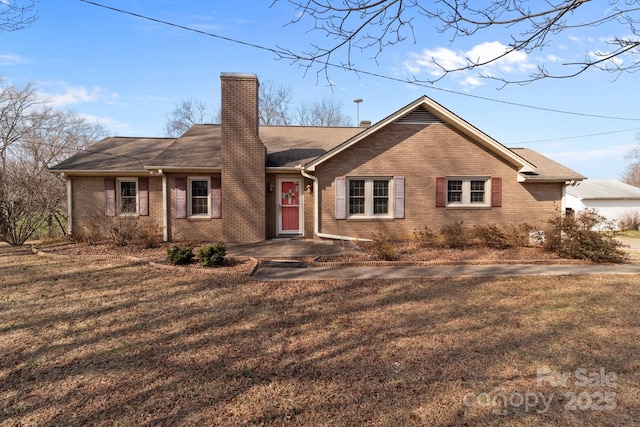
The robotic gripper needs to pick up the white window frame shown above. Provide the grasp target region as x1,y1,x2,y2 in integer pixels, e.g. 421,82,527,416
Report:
188,176,211,218
446,177,490,207
117,177,138,216
347,177,393,218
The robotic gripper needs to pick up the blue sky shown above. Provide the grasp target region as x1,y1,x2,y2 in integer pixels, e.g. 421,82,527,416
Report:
3,0,640,180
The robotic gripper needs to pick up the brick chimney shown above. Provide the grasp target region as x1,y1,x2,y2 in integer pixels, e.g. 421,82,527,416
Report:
220,73,266,243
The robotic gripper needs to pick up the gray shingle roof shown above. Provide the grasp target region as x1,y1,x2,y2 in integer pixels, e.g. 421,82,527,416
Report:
567,179,640,200
50,126,584,183
261,126,364,167
52,124,365,172
511,148,586,182
49,137,175,172
147,124,222,170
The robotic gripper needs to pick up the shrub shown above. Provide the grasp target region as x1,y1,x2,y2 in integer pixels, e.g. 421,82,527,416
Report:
167,245,194,265
618,209,640,231
503,223,535,247
471,224,510,249
440,221,469,249
197,241,227,267
544,209,626,263
413,226,439,247
371,233,399,261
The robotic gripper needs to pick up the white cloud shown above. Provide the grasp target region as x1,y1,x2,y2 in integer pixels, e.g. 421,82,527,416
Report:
546,54,564,63
79,113,130,134
403,41,535,85
0,54,27,66
549,145,631,163
41,85,120,107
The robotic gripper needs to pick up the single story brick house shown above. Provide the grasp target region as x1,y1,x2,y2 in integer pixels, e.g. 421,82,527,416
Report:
50,73,585,244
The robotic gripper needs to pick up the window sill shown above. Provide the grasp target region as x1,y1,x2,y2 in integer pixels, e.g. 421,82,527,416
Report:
346,216,394,221
445,205,491,209
187,216,213,221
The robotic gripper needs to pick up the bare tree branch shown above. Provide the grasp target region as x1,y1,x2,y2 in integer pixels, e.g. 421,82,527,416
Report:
0,0,38,33
164,99,213,137
272,0,640,84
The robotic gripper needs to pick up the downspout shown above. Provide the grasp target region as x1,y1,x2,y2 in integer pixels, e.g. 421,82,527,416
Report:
160,170,168,242
64,174,72,236
299,167,371,242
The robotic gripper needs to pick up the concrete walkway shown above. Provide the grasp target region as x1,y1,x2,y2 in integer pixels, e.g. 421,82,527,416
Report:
253,262,640,281
227,238,640,280
227,238,360,258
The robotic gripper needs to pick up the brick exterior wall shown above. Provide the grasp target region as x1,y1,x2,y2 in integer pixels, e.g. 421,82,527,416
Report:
70,176,164,240
314,122,563,240
220,73,266,243
167,174,223,242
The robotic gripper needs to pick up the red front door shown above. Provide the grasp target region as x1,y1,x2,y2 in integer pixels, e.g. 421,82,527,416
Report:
280,180,300,233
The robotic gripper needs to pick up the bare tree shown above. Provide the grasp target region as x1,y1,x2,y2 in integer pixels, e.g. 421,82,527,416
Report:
164,99,214,137
0,80,43,174
0,0,38,32
0,79,107,244
621,139,640,187
165,79,349,130
273,0,640,84
259,78,292,125
294,98,352,126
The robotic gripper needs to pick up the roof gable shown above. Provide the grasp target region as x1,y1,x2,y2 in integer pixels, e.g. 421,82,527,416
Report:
305,96,536,173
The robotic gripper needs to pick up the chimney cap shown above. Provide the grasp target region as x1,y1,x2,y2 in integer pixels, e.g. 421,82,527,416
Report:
220,72,258,79
359,120,372,127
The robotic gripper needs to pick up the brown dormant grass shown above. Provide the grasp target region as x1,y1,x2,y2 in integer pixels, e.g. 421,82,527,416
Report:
1,247,639,426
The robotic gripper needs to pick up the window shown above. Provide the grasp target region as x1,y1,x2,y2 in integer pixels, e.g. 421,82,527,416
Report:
447,177,489,206
348,178,392,217
117,178,138,215
189,177,210,217
349,180,365,214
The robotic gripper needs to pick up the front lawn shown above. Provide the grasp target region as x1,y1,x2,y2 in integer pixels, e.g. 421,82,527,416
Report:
1,248,639,426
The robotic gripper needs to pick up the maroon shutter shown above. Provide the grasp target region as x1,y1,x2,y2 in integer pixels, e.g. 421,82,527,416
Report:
394,176,405,219
335,176,346,219
210,176,221,218
175,177,187,219
138,177,149,216
435,177,446,207
104,178,116,217
491,177,502,207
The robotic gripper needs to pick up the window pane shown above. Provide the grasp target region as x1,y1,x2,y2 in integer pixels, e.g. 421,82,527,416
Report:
447,180,462,203
192,198,208,215
192,181,208,197
373,180,389,214
470,180,485,191
119,181,137,213
470,180,485,203
349,180,365,214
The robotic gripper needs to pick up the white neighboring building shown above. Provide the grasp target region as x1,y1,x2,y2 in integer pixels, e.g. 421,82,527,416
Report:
565,179,640,229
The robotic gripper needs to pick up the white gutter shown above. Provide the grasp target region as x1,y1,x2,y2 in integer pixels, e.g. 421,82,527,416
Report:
299,167,371,242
